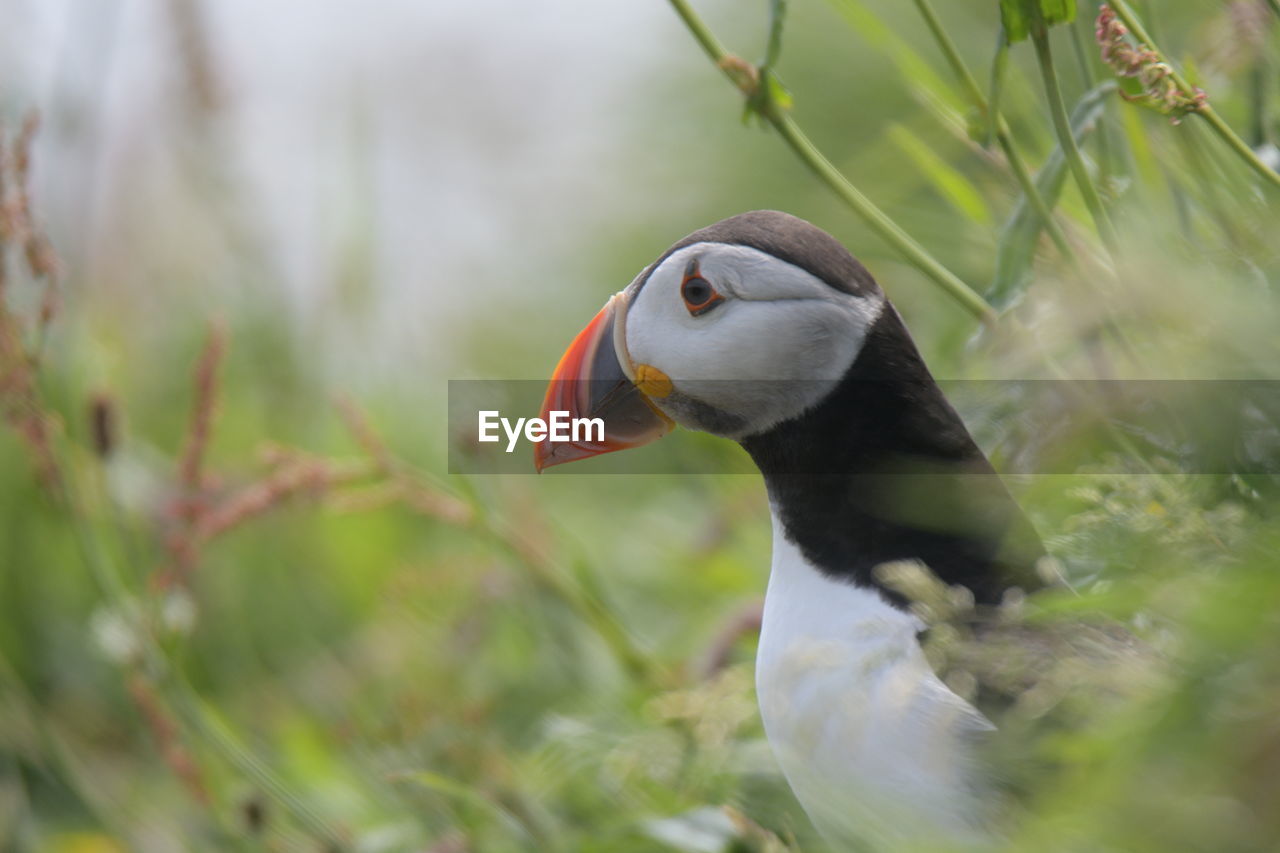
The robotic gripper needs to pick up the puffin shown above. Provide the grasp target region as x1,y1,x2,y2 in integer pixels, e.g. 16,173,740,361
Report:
534,211,1047,849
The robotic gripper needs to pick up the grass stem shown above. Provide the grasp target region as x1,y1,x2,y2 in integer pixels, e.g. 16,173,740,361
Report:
1031,25,1120,253
665,0,995,323
911,0,1080,271
767,114,995,322
910,0,983,108
986,30,1009,147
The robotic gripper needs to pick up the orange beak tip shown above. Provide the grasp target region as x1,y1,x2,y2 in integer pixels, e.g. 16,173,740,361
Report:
535,295,672,472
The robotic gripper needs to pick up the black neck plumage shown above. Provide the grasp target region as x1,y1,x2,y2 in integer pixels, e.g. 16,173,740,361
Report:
739,307,1044,607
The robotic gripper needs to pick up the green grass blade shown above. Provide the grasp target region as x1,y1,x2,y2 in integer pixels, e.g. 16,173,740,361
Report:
826,0,965,115
886,123,993,225
169,680,350,849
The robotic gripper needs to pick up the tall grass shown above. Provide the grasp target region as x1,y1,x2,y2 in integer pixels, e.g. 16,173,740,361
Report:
2,1,1280,852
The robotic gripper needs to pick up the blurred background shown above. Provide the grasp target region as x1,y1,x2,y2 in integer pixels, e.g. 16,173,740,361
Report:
2,0,1279,850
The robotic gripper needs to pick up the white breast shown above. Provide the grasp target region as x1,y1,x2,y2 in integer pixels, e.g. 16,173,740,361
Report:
756,510,998,849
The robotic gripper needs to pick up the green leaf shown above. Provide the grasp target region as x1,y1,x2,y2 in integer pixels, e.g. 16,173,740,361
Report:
741,71,793,126
999,0,1077,44
989,81,1114,309
764,73,793,112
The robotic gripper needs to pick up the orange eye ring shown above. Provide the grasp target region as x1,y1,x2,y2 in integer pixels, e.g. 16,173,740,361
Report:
681,261,723,316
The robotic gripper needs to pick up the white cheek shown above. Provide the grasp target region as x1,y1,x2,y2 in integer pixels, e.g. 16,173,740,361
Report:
621,243,885,436
683,302,866,433
627,292,883,436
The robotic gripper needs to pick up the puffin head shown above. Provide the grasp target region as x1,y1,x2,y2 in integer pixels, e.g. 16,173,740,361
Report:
535,210,887,469
536,209,1045,604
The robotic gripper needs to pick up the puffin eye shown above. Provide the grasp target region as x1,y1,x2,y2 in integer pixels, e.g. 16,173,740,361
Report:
681,276,723,316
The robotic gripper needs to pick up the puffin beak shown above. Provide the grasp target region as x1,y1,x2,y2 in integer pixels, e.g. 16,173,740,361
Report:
535,292,674,471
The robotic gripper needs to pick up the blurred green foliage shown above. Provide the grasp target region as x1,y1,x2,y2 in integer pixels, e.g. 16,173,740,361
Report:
3,1,1280,851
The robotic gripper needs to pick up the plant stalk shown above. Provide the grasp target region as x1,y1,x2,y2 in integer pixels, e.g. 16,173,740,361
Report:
911,0,1079,270
768,114,995,321
1031,24,1119,253
665,0,995,323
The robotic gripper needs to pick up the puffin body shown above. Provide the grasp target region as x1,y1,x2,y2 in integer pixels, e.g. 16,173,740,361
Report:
536,211,1044,848
757,520,995,846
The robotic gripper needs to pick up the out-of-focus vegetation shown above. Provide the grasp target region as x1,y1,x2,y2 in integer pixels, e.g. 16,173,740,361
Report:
2,1,1279,851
